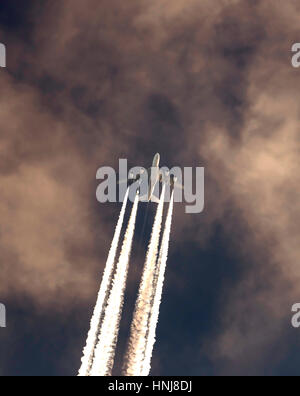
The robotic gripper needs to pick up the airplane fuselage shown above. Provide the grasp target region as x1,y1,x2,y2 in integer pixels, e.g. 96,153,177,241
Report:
148,153,160,201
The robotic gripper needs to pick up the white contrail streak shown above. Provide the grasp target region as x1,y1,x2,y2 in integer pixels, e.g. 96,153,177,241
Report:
141,192,174,376
78,189,129,376
90,192,139,376
123,186,165,376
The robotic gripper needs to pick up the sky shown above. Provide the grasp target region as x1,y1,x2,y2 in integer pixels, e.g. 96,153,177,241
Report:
0,0,300,376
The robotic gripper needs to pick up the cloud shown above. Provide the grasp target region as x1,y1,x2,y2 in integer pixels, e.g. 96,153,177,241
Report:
198,1,300,372
1,0,300,374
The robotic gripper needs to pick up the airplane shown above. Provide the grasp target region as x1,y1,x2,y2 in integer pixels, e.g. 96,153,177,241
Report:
121,153,183,203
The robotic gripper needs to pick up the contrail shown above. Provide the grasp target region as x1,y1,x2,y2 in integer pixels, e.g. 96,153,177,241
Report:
90,191,139,376
141,191,174,376
123,185,165,376
78,189,129,376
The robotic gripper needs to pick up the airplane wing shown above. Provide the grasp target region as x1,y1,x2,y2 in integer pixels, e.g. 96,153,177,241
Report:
150,195,160,204
139,195,149,202
174,182,184,190
117,179,128,184
139,194,160,203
